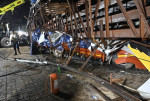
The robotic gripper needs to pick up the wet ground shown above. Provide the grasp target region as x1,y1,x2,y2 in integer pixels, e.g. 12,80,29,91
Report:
0,46,150,101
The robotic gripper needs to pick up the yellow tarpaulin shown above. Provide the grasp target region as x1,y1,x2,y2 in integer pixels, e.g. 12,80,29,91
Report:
128,44,150,71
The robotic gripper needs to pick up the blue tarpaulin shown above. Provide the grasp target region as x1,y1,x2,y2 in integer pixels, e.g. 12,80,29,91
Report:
31,29,92,54
78,39,91,48
31,30,72,52
53,34,72,51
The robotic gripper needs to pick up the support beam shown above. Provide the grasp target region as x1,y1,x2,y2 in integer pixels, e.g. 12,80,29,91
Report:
104,0,110,38
72,6,78,38
138,0,146,17
134,0,150,37
99,20,107,46
69,8,74,36
88,0,93,37
85,0,90,37
65,13,69,32
40,3,46,26
75,10,87,39
143,0,147,17
99,20,104,38
140,15,145,41
116,0,139,37
77,9,88,37
88,0,102,48
65,41,79,66
93,0,101,26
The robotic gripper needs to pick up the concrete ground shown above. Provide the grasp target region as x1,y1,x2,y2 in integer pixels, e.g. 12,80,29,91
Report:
0,46,94,101
0,46,150,101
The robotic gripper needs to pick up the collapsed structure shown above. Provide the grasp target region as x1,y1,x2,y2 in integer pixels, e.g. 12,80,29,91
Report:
27,0,150,71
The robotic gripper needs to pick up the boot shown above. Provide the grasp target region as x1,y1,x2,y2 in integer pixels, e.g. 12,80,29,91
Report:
18,49,21,54
14,50,17,55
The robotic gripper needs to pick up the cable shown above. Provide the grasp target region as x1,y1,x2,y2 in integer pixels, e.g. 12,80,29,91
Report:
0,64,42,77
15,66,43,76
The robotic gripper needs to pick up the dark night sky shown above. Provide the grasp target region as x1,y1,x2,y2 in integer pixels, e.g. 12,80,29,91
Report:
0,0,31,30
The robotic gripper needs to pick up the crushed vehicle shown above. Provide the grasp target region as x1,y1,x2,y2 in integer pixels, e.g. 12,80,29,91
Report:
30,28,150,71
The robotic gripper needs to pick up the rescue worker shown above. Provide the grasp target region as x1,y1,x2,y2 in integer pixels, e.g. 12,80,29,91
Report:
10,31,21,55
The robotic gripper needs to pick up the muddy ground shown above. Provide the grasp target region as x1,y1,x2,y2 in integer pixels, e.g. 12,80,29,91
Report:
0,46,150,101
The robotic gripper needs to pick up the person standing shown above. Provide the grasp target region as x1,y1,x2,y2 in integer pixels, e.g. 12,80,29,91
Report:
10,31,21,55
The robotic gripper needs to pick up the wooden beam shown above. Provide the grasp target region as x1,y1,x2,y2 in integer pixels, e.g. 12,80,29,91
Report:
65,41,79,66
65,13,69,33
88,0,93,38
116,0,139,37
99,20,104,38
88,0,102,48
93,0,101,26
72,10,78,38
105,0,110,38
85,0,90,37
69,8,74,35
134,0,150,36
77,9,88,37
138,0,146,16
140,15,145,41
99,20,108,47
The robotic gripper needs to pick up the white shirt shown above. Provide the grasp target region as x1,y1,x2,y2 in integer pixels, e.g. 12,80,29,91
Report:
10,33,18,42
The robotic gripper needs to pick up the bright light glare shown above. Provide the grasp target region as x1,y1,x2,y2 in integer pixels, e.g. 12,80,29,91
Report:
70,37,73,41
18,31,27,36
18,31,23,35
